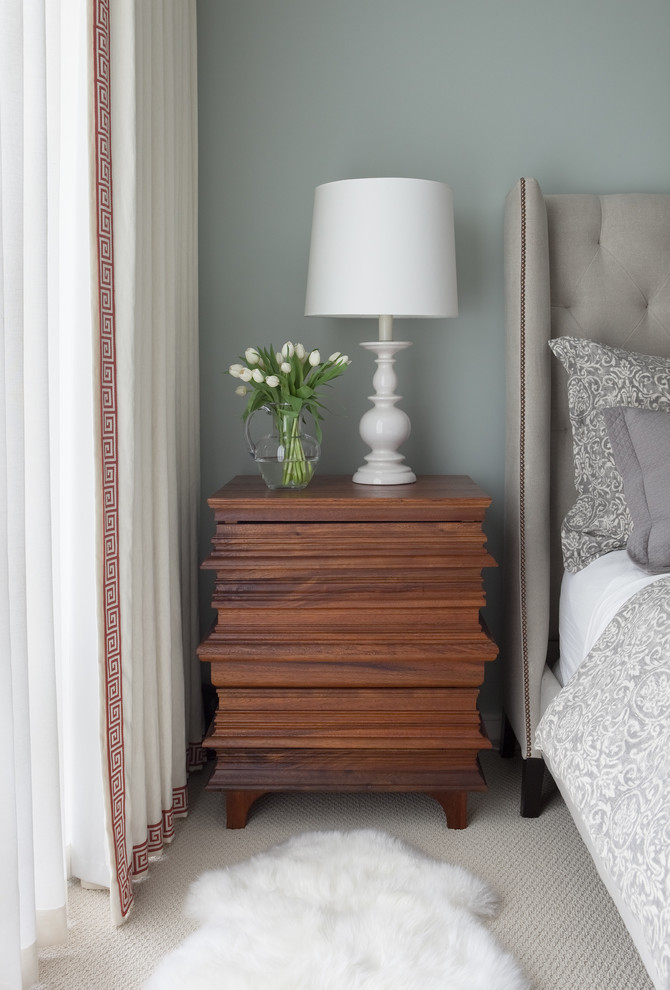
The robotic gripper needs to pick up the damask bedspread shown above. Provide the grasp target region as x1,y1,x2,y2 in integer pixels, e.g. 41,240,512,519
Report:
536,576,670,989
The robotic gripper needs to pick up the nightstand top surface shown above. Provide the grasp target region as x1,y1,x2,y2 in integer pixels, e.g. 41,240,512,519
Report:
208,475,491,523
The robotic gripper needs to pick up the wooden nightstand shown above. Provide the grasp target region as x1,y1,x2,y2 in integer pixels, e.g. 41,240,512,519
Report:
198,475,497,829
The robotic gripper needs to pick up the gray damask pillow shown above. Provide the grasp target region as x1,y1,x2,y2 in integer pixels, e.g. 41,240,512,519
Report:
602,406,670,573
549,336,670,573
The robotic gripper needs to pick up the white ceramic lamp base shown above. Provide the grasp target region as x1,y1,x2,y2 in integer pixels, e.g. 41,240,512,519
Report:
353,340,416,485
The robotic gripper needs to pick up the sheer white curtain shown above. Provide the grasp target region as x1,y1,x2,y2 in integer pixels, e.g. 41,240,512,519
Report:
1,0,201,982
1,3,69,985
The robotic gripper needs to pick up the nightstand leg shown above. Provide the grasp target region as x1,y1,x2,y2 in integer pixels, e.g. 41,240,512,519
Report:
226,789,265,829
428,790,468,829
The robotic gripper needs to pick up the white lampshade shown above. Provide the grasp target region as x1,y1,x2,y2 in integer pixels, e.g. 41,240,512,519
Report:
304,177,458,319
304,176,458,486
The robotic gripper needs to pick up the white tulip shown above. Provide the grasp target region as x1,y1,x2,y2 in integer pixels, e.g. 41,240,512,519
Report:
281,341,295,358
328,351,341,363
276,351,283,363
245,347,260,365
337,354,350,365
235,385,249,396
229,363,245,378
308,349,321,367
265,374,280,387
239,367,253,381
295,343,306,360
252,368,264,383
280,362,291,373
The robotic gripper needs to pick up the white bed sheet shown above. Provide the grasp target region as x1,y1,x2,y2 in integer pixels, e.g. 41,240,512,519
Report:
558,549,670,685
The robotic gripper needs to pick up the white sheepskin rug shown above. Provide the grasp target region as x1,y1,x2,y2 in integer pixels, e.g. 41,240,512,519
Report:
145,829,529,990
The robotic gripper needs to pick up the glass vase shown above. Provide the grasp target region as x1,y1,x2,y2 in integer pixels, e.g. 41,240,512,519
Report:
244,402,320,490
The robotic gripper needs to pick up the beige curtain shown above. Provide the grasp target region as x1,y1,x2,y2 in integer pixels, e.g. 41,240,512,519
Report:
91,0,202,923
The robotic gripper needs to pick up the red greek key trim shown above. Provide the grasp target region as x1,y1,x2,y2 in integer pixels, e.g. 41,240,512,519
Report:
129,785,189,878
132,842,149,878
186,743,208,772
92,0,132,919
148,821,165,854
173,784,188,816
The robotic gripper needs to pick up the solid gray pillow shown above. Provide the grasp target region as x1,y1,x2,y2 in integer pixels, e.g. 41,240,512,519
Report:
602,406,670,573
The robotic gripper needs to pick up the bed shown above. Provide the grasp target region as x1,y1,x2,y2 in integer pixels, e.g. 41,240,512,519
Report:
501,177,670,990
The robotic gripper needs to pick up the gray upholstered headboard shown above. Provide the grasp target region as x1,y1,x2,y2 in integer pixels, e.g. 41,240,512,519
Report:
502,177,670,777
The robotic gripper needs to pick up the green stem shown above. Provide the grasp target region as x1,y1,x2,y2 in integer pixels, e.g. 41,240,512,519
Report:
279,412,313,487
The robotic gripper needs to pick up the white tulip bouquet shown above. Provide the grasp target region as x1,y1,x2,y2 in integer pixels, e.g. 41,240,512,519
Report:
229,341,350,487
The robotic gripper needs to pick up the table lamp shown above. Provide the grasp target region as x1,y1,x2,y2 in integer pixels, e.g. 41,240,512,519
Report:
304,177,458,484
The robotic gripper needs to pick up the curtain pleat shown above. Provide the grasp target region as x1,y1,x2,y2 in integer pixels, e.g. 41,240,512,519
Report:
179,2,205,774
59,0,108,894
0,4,39,979
22,0,68,948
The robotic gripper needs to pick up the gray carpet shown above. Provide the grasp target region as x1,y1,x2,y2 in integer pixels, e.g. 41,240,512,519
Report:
34,751,653,989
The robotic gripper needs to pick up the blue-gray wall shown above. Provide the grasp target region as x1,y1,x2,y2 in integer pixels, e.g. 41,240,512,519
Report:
196,0,670,722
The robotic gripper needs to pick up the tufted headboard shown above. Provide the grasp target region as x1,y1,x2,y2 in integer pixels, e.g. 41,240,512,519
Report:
502,178,670,802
